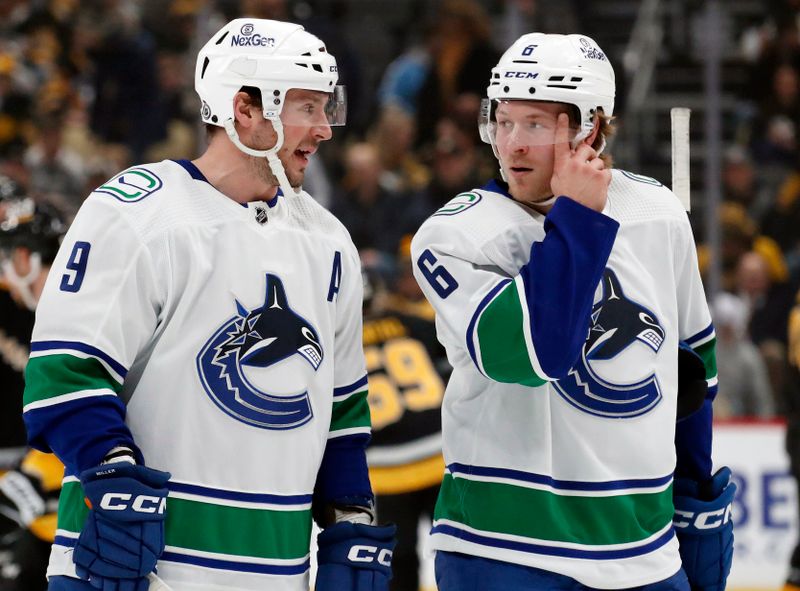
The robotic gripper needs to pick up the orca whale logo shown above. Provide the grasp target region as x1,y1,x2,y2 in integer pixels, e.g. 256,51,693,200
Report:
197,273,323,429
554,269,665,418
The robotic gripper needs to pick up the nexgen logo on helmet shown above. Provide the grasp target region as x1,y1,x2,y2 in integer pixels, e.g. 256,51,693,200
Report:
478,33,615,154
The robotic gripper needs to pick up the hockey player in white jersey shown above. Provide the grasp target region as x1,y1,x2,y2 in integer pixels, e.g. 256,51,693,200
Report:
22,18,394,591
411,33,734,591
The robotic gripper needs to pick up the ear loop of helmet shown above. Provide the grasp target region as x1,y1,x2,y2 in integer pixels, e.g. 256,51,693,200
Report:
223,115,295,220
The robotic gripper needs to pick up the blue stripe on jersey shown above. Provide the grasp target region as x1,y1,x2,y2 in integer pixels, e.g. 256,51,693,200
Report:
480,179,514,200
431,523,675,560
30,340,128,378
267,189,281,208
55,535,310,576
466,279,512,376
173,159,209,183
54,535,76,548
333,375,368,398
25,395,139,475
684,324,714,346
168,482,312,505
447,463,672,492
160,551,310,575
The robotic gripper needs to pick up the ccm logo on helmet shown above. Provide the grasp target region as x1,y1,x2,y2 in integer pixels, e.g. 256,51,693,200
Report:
99,493,166,514
347,545,392,566
504,71,539,79
673,504,733,530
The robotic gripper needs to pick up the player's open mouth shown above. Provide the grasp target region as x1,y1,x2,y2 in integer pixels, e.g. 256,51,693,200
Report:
509,166,532,176
294,149,311,164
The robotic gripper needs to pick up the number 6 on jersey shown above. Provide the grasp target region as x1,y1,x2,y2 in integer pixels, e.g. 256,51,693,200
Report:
417,249,458,298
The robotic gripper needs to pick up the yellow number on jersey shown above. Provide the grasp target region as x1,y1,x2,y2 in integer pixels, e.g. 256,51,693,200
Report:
365,337,445,430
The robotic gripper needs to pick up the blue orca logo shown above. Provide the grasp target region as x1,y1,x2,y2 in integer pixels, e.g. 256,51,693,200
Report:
197,273,323,429
554,269,665,418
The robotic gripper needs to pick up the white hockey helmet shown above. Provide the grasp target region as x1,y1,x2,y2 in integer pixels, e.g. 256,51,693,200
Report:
195,18,345,198
195,18,344,128
479,33,615,149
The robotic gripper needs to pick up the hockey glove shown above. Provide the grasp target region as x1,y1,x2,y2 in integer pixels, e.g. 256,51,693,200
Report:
315,521,397,591
73,462,170,591
673,467,736,591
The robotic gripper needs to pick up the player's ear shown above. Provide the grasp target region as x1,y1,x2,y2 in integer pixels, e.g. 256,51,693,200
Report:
232,91,259,129
583,112,601,147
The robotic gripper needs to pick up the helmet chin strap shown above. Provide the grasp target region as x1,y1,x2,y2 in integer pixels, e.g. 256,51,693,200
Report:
2,253,41,311
223,118,299,206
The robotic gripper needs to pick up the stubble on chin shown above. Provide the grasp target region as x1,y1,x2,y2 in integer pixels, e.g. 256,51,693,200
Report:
249,151,305,189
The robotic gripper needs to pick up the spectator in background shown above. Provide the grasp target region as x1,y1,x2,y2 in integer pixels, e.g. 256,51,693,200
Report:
143,51,197,163
414,0,499,147
750,63,800,168
711,292,775,418
737,250,797,402
370,105,431,194
0,53,32,158
397,115,493,234
24,115,85,218
88,1,165,162
494,0,581,49
761,154,800,275
721,146,775,223
330,142,409,254
709,202,786,293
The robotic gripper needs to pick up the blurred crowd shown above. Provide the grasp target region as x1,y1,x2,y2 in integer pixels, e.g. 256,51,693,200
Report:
0,0,799,425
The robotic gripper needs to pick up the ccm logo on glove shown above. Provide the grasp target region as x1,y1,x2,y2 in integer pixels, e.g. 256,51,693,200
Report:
674,504,733,530
99,493,167,513
347,544,393,566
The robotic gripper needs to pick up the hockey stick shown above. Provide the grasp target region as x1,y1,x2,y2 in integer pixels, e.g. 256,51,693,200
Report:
671,107,691,212
148,573,174,591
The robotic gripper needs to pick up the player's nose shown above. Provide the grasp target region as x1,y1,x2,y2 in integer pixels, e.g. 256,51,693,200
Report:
313,123,332,142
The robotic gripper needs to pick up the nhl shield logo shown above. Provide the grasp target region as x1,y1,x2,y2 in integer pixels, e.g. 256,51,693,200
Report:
554,269,665,418
196,273,323,429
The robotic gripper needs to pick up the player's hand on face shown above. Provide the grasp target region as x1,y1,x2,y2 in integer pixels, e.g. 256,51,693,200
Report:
550,113,611,212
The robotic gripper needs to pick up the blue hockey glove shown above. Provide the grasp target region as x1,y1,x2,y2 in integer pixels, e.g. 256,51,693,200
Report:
315,521,397,591
73,462,170,591
673,467,736,591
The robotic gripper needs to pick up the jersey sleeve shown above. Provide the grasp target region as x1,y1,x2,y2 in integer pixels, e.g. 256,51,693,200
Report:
23,197,164,475
672,216,716,481
411,196,619,386
315,245,373,514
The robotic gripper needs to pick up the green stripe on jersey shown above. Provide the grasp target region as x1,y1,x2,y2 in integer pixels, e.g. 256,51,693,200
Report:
58,481,312,560
434,473,672,546
330,390,371,432
693,338,717,380
476,282,546,386
24,354,122,406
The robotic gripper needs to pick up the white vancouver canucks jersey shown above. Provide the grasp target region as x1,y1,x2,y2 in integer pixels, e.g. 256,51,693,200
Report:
23,160,371,591
411,170,717,589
